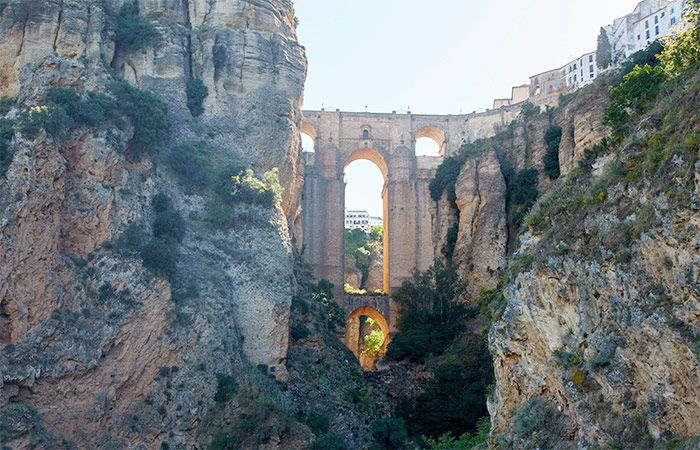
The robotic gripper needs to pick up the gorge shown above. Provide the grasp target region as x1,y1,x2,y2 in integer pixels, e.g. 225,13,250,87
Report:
0,0,699,449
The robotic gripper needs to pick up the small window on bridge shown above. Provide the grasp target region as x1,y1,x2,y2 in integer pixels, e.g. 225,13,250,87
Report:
362,129,370,139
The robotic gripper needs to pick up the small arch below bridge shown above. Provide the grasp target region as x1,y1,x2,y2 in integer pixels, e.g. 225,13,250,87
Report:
343,302,390,371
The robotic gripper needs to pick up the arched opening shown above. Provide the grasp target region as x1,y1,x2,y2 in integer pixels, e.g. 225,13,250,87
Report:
415,126,445,156
300,122,317,152
343,148,389,295
362,129,369,139
344,306,390,371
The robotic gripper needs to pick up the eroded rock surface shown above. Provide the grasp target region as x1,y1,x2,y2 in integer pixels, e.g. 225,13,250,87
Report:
0,0,307,446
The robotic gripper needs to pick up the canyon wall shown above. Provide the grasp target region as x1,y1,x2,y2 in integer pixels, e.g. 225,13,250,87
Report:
0,0,307,447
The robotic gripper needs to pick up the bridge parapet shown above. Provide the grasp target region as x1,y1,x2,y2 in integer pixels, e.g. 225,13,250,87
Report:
340,294,391,328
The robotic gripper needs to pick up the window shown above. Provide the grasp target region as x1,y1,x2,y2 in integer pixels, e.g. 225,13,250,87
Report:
589,55,593,62
638,34,641,40
574,63,577,70
655,25,659,35
661,12,665,18
580,69,583,77
590,65,594,73
655,16,658,24
672,7,675,14
671,17,677,25
645,20,649,29
362,130,369,139
574,74,577,82
646,30,650,39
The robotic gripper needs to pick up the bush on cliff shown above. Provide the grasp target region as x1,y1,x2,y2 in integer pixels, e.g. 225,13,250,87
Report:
108,81,170,156
543,125,562,180
114,3,159,52
0,118,14,175
186,78,208,117
167,141,213,192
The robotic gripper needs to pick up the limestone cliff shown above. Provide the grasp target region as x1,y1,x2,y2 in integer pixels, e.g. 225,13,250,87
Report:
436,84,610,298
453,150,507,297
487,72,700,447
0,0,309,447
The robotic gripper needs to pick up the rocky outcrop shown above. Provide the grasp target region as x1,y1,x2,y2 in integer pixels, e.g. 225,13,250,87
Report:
490,221,700,446
0,0,307,446
488,74,700,446
556,79,611,176
453,151,507,297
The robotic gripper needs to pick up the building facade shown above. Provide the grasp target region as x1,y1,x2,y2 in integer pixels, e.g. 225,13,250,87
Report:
607,0,685,61
564,51,598,88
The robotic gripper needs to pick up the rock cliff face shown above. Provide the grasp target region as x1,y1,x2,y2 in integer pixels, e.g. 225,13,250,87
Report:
0,0,307,447
453,150,507,297
487,74,700,447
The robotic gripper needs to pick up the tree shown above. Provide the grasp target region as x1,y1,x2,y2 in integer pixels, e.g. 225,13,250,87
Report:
596,27,612,69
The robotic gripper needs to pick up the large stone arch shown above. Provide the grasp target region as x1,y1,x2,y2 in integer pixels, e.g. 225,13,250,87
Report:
300,108,521,332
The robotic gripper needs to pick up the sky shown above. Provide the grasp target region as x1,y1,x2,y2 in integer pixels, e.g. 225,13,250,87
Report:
294,0,643,217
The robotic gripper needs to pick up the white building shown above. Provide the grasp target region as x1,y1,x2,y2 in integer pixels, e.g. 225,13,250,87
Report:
345,210,382,232
607,0,685,61
564,51,598,88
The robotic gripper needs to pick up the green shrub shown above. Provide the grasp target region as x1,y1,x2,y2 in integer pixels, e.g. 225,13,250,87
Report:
152,210,186,242
543,125,562,180
0,118,14,175
520,101,540,120
311,280,344,331
186,78,208,117
108,81,170,156
423,416,490,450
151,192,172,213
0,97,14,116
140,237,179,278
621,40,664,77
231,168,283,208
399,334,493,439
115,222,147,253
19,104,73,140
603,64,665,137
291,295,310,314
167,141,213,191
210,432,238,450
213,45,227,71
290,324,310,340
305,411,330,434
211,163,246,198
114,3,159,52
441,222,459,260
370,417,407,449
386,259,468,362
309,433,348,450
507,168,539,228
214,373,237,404
204,204,235,229
658,2,700,76
363,318,384,358
429,153,466,202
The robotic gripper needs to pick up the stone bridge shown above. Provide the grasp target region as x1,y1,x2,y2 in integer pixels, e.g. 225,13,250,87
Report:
300,106,521,336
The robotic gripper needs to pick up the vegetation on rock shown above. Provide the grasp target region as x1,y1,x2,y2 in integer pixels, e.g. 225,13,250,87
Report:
113,2,159,52
186,78,208,117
